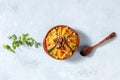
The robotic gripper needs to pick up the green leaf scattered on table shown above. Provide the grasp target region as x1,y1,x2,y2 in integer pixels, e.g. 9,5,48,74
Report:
3,44,15,53
3,33,41,53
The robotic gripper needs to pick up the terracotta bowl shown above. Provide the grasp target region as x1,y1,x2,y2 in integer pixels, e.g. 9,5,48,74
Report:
43,25,80,60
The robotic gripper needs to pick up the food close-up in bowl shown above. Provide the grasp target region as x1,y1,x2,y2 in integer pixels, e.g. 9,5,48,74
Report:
43,25,80,60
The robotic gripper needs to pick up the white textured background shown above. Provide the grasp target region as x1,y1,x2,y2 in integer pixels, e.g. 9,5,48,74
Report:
0,0,120,80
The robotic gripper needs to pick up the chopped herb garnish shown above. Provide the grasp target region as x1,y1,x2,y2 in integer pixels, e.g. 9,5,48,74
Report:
3,33,41,53
3,44,15,53
34,41,41,48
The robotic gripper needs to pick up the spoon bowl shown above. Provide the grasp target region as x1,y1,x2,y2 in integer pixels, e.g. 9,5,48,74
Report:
80,32,116,56
80,46,93,56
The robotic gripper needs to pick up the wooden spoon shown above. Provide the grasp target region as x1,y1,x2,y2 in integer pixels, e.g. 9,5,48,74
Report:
80,32,116,56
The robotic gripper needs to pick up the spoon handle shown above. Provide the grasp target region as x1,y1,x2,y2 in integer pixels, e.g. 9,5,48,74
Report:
92,32,116,48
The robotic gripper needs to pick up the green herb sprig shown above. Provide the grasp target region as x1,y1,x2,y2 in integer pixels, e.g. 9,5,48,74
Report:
3,33,41,53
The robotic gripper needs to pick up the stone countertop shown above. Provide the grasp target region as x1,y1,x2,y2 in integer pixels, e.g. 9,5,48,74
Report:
0,0,120,80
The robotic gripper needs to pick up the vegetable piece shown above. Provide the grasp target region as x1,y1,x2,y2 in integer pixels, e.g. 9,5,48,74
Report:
64,53,69,57
48,45,56,52
61,51,65,55
67,35,76,38
66,43,73,52
48,43,51,46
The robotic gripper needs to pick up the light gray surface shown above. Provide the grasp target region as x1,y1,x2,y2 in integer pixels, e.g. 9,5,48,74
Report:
0,0,120,80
